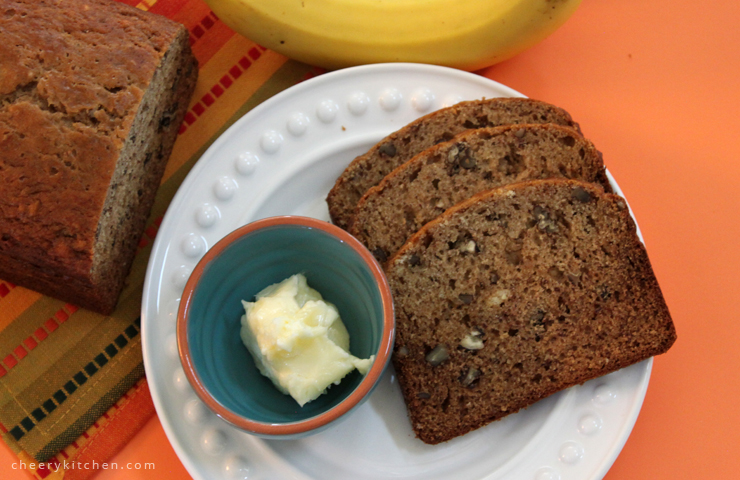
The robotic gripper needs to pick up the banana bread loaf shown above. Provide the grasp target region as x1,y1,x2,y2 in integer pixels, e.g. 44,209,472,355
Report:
327,97,582,229
350,124,610,262
0,0,198,314
386,179,676,444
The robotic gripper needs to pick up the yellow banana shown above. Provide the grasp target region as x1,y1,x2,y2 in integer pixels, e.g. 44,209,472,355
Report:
204,0,582,71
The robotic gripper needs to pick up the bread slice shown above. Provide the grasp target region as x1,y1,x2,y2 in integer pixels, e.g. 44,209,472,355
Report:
327,97,581,229
386,179,676,444
350,124,610,262
0,0,198,314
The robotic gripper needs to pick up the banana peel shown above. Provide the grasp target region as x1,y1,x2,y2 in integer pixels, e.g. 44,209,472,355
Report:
204,0,582,71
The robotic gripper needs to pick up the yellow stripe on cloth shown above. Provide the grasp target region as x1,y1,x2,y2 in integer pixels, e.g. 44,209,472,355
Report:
135,0,158,11
0,287,42,332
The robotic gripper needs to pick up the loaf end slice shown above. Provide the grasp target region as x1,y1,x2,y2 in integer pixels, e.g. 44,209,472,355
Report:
350,124,610,262
327,97,582,230
386,179,676,444
0,0,198,314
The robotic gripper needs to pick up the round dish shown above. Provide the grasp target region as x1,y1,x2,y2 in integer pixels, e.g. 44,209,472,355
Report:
142,63,652,480
177,216,394,438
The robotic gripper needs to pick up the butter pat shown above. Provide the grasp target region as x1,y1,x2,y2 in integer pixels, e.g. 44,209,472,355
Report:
240,274,374,406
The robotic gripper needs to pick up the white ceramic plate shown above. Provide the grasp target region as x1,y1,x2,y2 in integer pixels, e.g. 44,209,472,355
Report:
142,63,651,480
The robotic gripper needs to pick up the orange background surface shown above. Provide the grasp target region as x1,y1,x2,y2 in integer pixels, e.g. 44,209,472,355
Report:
3,0,740,478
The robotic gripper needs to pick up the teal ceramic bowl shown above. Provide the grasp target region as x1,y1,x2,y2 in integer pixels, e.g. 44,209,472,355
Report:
177,216,394,439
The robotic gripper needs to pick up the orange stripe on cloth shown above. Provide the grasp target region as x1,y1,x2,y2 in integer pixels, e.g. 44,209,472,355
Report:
144,0,185,16
163,0,215,34
125,0,237,73
154,0,228,61
189,14,237,67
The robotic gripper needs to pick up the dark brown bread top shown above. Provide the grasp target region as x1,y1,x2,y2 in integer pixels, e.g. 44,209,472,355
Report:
0,0,198,313
350,124,610,262
386,179,676,444
327,97,582,229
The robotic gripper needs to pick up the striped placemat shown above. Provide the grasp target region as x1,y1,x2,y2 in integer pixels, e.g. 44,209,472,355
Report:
0,1,323,477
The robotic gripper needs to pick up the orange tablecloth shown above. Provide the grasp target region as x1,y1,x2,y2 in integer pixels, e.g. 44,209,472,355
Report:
3,0,740,478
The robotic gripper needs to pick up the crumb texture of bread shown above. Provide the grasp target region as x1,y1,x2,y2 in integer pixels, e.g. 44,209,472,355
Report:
0,0,198,313
386,179,676,444
327,97,582,230
351,124,610,261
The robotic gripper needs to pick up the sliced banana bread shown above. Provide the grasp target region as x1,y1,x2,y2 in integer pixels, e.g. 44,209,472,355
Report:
350,124,610,262
0,0,198,313
327,97,581,229
386,179,676,444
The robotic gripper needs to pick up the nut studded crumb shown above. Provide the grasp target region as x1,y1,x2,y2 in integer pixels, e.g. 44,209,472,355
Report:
327,97,582,230
386,179,676,444
0,0,198,313
350,124,610,261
